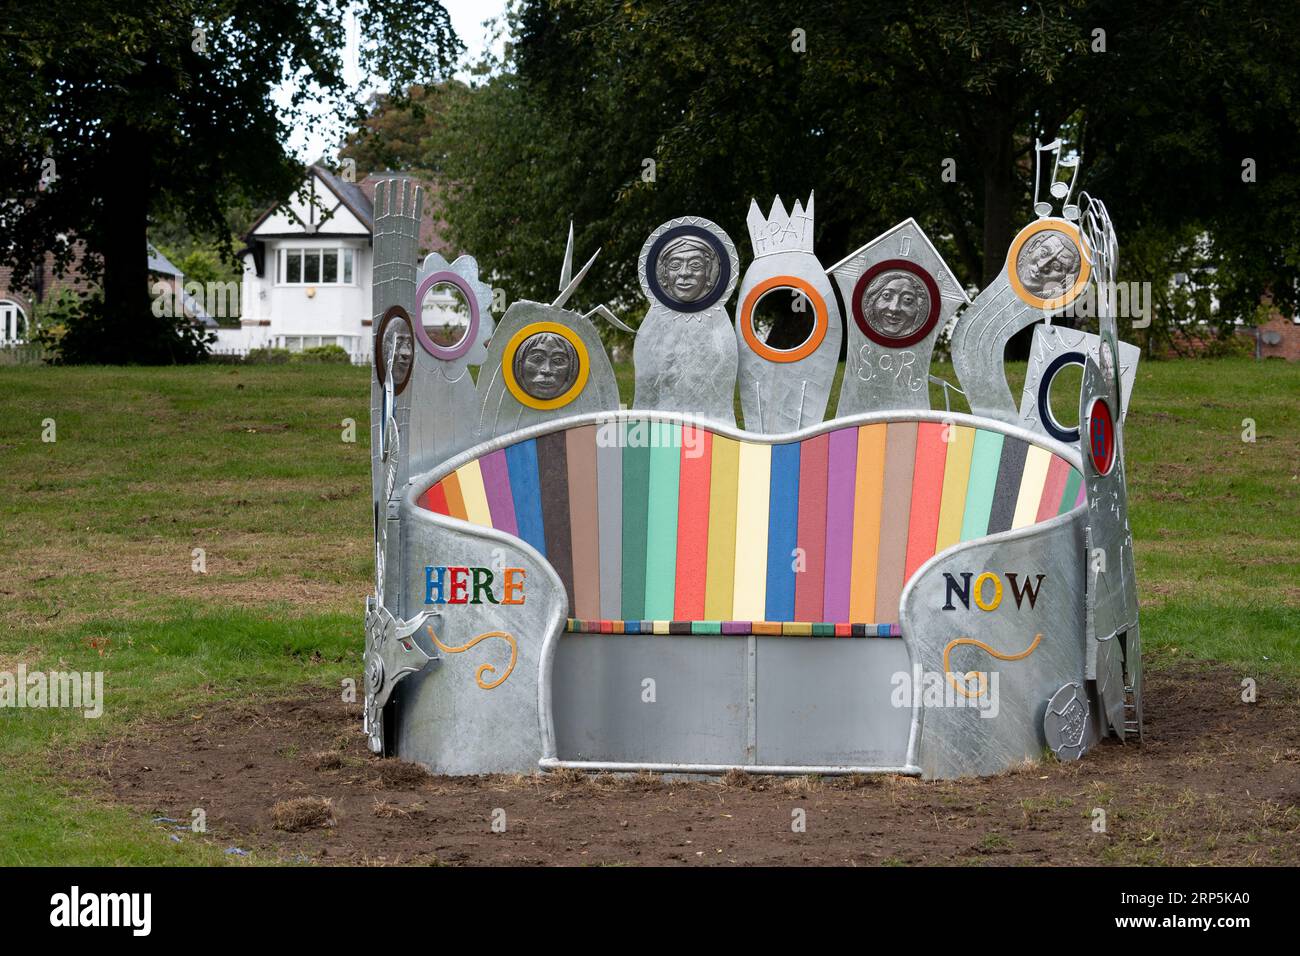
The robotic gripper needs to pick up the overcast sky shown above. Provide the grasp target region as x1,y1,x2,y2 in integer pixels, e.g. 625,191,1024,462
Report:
277,0,509,163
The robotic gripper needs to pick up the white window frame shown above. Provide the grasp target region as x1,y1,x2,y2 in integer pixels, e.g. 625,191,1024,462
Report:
276,245,357,287
0,300,27,345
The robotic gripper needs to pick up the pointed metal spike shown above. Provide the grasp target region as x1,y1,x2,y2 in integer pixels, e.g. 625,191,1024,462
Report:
559,220,575,292
552,247,600,309
585,304,637,335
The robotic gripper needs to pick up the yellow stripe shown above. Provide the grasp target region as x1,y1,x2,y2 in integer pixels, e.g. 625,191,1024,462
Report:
783,622,813,636
704,436,740,620
1012,444,1053,529
457,459,493,527
731,441,771,620
849,423,887,622
652,620,669,635
934,425,975,552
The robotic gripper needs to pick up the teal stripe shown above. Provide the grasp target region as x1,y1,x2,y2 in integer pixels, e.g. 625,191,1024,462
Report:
621,423,651,620
692,621,722,635
643,422,682,619
1059,468,1083,514
960,430,1004,541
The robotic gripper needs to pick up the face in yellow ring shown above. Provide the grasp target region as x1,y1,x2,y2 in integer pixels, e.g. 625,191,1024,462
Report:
1007,220,1091,311
502,321,590,410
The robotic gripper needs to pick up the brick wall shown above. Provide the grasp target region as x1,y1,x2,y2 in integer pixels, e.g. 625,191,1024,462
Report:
1255,309,1300,361
0,245,94,318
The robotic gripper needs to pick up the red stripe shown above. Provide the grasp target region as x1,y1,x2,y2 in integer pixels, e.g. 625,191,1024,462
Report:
674,428,713,619
903,422,949,580
1037,454,1070,523
794,433,829,621
424,482,450,515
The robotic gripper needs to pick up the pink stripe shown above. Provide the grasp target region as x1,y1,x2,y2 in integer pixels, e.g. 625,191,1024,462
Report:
1074,479,1086,508
478,449,518,537
1037,455,1070,523
904,422,948,581
794,433,829,621
822,428,858,621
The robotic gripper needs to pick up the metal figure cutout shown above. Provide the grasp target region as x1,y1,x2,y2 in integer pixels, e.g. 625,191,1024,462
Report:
951,140,1093,424
632,216,739,423
829,219,969,415
735,193,842,433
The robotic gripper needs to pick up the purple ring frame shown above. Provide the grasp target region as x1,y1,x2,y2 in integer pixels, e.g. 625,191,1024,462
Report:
413,271,480,361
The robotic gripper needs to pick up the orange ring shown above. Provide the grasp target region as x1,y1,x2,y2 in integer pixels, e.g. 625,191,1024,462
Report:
1006,219,1091,311
739,276,827,363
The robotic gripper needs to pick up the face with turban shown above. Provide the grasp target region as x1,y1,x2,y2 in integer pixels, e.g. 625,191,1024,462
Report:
656,236,720,304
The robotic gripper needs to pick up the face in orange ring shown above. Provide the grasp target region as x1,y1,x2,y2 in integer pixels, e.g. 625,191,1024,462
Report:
1007,220,1091,311
740,276,828,363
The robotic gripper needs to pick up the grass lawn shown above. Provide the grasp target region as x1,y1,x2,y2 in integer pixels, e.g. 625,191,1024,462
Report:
0,357,1296,864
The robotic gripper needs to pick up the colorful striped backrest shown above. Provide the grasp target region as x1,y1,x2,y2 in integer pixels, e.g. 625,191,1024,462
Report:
418,418,1083,626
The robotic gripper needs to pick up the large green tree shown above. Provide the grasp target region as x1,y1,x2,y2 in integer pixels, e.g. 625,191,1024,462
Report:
0,0,460,363
427,0,1299,345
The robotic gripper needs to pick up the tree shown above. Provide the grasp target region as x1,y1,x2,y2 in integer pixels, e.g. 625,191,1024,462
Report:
428,0,1300,347
0,0,461,363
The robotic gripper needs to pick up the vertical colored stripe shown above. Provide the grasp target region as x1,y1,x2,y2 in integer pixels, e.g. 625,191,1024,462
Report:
1059,468,1083,515
425,482,450,516
621,428,652,620
644,422,682,619
674,427,712,620
822,428,858,622
478,449,518,537
903,422,949,580
504,439,546,557
1074,475,1087,508
732,441,771,620
765,442,801,621
1037,454,1071,523
874,421,917,623
595,431,623,619
703,436,740,620
536,431,574,608
934,425,974,554
442,471,468,521
457,460,492,527
794,433,829,621
960,430,1004,541
849,424,886,622
1012,443,1053,529
986,437,1029,534
566,426,601,619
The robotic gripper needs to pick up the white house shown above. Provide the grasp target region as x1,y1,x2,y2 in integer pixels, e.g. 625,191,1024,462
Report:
221,164,448,362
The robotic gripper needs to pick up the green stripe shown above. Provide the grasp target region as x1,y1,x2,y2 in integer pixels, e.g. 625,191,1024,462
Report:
1059,468,1083,514
812,623,836,636
643,422,682,619
960,430,1004,541
621,423,651,619
691,621,722,634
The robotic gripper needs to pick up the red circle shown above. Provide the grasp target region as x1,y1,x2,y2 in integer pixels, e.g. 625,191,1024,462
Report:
851,259,941,348
1087,398,1116,475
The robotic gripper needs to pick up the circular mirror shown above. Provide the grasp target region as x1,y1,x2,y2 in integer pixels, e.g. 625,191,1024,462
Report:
420,281,472,349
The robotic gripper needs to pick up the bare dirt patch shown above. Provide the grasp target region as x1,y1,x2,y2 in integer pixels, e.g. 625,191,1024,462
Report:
81,664,1300,866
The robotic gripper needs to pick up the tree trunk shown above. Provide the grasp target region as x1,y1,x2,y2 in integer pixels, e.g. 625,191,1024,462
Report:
980,115,1016,289
100,121,157,363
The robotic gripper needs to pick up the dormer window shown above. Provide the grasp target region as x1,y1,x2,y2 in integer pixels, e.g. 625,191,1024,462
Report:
279,247,355,285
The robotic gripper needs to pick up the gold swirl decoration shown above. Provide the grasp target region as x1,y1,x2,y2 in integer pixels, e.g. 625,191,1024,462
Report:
943,633,1043,699
425,625,518,690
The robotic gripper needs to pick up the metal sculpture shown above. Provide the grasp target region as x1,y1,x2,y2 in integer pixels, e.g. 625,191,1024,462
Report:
829,219,969,415
632,217,740,423
735,194,842,433
362,149,1147,779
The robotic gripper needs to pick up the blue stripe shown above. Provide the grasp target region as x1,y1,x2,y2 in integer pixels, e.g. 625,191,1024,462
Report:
765,441,801,621
504,439,546,557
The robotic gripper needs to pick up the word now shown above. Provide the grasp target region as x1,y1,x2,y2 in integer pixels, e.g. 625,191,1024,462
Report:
425,566,526,605
942,572,1046,611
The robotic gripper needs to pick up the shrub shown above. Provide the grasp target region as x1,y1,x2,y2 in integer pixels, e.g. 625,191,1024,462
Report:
244,347,292,364
291,344,350,364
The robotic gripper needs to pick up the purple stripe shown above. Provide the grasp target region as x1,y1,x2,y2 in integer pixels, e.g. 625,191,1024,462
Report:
721,621,751,635
479,449,519,537
822,428,858,622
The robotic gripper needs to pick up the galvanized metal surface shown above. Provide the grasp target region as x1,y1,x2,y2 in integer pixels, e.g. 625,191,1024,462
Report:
633,217,739,424
735,195,842,433
829,219,970,416
1019,324,1140,442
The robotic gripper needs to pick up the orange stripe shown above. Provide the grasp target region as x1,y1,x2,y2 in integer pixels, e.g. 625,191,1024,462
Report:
904,422,949,580
442,472,467,520
848,424,887,621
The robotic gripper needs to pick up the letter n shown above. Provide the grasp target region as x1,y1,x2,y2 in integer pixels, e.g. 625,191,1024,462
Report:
943,572,972,610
